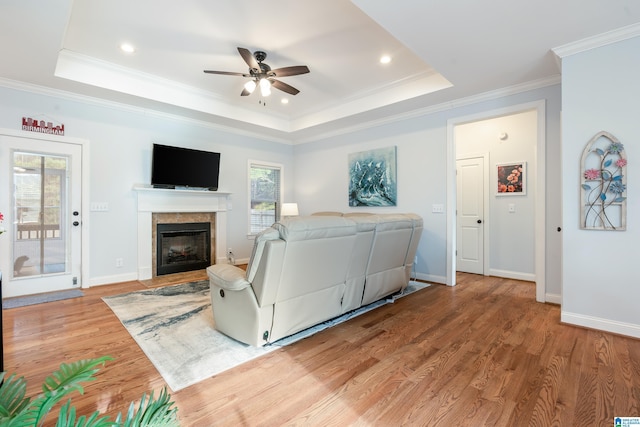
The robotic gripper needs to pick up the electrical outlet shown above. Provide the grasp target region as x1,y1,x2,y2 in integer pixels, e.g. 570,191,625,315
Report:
115,258,124,268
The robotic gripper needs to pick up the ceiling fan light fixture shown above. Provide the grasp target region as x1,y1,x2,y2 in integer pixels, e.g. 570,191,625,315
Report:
259,78,271,97
244,80,257,93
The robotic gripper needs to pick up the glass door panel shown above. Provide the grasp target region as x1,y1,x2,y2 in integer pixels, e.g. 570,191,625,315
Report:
13,152,68,277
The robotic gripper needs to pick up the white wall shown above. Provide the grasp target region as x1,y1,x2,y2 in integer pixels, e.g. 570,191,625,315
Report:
293,85,562,287
0,85,294,285
561,35,640,337
456,110,537,280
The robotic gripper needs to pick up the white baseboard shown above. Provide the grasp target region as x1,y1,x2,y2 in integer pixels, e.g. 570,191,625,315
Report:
414,272,446,285
561,311,640,339
488,269,535,282
545,293,561,305
88,272,138,287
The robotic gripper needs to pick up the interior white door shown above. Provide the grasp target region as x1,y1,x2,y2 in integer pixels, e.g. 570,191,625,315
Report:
456,157,484,274
0,132,83,297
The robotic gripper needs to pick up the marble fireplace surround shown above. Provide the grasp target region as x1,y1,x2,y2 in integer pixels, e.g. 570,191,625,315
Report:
134,185,230,280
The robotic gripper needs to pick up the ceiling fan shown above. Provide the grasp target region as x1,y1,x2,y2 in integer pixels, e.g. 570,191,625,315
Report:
204,47,310,97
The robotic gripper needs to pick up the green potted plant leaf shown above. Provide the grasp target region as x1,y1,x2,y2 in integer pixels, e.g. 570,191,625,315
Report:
0,356,179,426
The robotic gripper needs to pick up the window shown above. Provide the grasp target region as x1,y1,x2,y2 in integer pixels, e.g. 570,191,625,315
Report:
249,161,282,234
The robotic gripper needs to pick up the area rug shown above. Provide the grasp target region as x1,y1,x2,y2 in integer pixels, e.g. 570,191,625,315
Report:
3,289,84,309
103,279,429,391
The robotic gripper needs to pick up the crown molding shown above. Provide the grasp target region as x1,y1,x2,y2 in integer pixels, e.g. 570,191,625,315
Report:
293,75,561,144
0,72,561,147
0,76,294,145
552,22,640,59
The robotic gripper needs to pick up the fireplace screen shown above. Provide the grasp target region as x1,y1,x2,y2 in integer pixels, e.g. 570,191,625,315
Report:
156,222,211,275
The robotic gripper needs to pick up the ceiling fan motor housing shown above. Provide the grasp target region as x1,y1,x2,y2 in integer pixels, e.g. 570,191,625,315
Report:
253,50,267,62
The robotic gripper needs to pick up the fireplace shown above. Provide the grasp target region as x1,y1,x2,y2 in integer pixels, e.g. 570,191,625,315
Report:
156,222,211,275
134,185,229,281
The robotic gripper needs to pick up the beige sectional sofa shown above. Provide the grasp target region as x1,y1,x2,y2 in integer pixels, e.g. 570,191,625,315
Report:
206,213,423,346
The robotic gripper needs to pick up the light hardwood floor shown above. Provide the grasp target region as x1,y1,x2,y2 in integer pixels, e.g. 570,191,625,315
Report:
4,272,640,426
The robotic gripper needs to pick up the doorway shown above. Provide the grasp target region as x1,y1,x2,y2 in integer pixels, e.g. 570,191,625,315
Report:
446,101,546,302
0,129,88,298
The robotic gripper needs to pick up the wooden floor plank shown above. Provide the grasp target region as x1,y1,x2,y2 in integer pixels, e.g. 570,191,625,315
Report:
4,273,640,426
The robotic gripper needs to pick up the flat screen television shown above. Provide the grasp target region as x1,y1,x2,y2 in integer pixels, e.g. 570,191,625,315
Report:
151,143,221,190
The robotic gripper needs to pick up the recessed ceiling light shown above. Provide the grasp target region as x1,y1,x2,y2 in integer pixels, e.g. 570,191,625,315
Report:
281,98,289,104
380,55,391,64
120,43,136,54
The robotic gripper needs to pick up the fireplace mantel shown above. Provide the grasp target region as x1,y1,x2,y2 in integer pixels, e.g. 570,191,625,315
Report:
134,185,231,280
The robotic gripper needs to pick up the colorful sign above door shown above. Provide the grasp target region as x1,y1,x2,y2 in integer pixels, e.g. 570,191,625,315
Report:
21,117,65,136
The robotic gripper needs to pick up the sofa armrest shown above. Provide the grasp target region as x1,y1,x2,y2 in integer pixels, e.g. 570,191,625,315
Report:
207,264,250,291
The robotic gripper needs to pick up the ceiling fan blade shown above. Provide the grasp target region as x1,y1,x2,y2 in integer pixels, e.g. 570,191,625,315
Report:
204,70,250,77
269,65,310,78
238,47,260,71
270,79,300,95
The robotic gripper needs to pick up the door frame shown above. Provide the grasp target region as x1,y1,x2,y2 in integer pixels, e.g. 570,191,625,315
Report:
446,100,547,303
456,153,490,275
0,128,90,290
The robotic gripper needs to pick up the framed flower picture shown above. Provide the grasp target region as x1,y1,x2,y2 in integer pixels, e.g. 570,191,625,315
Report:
496,162,526,196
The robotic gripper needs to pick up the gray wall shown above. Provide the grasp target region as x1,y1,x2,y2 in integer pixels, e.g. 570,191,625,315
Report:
0,85,294,285
293,85,562,289
0,81,563,301
561,35,640,337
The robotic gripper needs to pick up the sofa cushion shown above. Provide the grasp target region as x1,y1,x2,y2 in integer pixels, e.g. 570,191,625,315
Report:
373,214,413,231
347,214,378,232
311,211,343,216
274,216,356,241
207,264,250,291
343,212,375,217
246,227,281,283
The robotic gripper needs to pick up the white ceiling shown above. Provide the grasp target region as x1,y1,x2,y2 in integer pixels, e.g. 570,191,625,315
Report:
1,0,639,143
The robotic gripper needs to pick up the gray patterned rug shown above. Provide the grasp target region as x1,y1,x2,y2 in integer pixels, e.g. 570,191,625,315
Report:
103,279,429,391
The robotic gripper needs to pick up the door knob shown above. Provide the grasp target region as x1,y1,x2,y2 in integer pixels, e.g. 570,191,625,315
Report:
477,219,482,224
73,221,80,226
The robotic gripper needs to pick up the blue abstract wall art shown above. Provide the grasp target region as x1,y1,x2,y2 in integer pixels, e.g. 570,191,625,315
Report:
348,146,397,207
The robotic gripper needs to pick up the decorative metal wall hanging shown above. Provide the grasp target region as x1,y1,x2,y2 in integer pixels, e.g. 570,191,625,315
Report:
580,131,627,230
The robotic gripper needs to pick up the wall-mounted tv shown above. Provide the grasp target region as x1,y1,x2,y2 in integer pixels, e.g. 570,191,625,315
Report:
151,143,221,191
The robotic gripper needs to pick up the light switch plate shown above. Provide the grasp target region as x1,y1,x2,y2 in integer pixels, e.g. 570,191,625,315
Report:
90,202,109,212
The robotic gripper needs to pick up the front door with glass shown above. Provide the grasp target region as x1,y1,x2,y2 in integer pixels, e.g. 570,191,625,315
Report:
0,131,83,297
